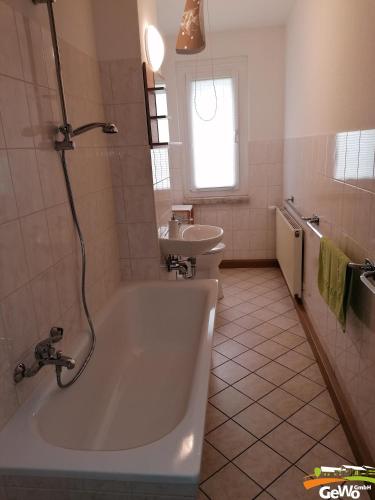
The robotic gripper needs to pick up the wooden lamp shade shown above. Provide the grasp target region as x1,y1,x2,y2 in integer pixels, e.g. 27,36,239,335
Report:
176,0,206,54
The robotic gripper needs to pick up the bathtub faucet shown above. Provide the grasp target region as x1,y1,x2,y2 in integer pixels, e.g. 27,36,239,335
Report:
14,327,76,383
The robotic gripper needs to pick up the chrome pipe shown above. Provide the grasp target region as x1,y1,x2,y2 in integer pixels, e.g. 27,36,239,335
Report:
44,0,70,129
72,122,119,137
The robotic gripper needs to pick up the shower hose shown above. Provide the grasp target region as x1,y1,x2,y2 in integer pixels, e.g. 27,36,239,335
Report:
56,150,96,388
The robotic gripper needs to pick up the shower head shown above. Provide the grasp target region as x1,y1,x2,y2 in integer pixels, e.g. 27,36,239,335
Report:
71,122,119,137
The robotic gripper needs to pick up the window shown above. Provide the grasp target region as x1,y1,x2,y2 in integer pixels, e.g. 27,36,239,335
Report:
176,57,248,198
151,148,170,190
155,90,170,144
190,77,238,189
335,129,375,181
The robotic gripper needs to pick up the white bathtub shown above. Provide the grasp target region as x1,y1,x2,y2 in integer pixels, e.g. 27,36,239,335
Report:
0,280,217,499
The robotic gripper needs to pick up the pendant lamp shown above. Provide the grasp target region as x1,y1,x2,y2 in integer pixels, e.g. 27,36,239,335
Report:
176,0,206,54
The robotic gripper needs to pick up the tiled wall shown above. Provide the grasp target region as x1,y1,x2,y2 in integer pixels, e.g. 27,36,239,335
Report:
169,140,283,260
100,57,161,281
0,0,123,431
284,132,375,452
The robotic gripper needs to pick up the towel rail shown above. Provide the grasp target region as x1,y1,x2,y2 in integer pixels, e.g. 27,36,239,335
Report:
306,220,323,239
284,198,375,295
284,198,322,237
361,269,375,295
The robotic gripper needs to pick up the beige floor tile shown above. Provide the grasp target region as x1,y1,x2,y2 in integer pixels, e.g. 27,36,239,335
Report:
281,374,325,403
287,405,337,440
249,296,275,307
223,285,243,296
250,285,271,295
206,420,257,460
309,390,338,419
293,341,315,360
219,295,244,308
252,322,284,339
214,339,249,359
266,466,311,500
256,491,274,499
262,422,316,462
233,403,282,438
256,361,295,385
253,340,289,359
235,289,259,301
235,279,256,291
275,351,315,373
263,288,290,301
267,301,294,315
235,314,264,330
234,373,276,400
197,488,209,499
232,302,262,315
212,331,229,347
219,308,248,322
268,315,299,330
217,322,247,339
250,274,271,285
201,463,262,500
300,363,326,386
272,331,305,348
212,350,229,368
283,309,299,321
216,302,230,313
223,276,243,286
234,441,290,488
287,323,306,337
258,388,305,419
234,331,267,348
212,360,250,384
205,403,229,433
208,374,229,398
233,350,271,371
263,279,285,290
296,443,351,475
251,307,280,322
200,441,228,482
215,315,230,328
209,387,252,417
321,425,355,462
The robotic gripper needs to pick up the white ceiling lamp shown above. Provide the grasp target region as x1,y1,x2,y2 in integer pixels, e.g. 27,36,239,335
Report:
176,0,206,54
145,25,165,72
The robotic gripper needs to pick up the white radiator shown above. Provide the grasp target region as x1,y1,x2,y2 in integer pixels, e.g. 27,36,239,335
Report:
276,208,303,299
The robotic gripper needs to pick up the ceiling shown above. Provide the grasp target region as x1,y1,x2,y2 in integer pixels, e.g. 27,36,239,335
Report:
155,0,296,36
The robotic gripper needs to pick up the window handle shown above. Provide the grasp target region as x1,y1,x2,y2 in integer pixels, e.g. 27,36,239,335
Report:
234,129,239,143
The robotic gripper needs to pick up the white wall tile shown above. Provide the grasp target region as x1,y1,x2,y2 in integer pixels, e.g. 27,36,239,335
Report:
0,150,18,224
8,149,44,217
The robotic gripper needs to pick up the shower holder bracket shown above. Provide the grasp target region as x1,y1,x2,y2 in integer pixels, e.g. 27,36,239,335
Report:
55,124,75,151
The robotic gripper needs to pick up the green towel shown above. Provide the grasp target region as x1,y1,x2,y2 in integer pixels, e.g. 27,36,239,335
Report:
318,237,352,331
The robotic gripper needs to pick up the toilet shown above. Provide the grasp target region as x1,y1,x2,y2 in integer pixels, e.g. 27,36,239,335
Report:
195,242,226,299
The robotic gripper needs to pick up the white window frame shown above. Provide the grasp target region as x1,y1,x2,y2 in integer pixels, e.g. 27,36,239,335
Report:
176,56,248,199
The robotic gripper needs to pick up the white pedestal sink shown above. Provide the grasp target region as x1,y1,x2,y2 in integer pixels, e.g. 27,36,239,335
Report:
159,224,224,256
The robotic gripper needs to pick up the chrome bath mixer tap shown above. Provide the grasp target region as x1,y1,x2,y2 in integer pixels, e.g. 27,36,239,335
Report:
14,327,75,383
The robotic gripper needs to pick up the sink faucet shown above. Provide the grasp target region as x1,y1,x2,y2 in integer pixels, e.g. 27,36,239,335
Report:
175,216,193,225
14,327,75,383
